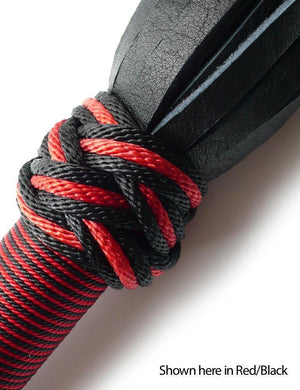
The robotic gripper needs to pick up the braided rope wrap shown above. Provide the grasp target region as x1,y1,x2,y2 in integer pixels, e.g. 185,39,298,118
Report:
0,92,206,388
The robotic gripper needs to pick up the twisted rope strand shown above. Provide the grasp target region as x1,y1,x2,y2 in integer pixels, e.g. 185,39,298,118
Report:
0,92,206,389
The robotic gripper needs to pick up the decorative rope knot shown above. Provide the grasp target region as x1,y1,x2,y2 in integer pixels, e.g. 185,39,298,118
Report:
17,92,206,289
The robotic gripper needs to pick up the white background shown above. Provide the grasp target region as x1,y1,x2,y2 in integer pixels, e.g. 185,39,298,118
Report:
0,1,299,389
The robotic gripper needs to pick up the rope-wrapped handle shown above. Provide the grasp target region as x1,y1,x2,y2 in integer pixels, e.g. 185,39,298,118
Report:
0,93,206,389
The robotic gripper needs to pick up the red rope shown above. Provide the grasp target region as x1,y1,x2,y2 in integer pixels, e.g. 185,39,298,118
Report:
0,94,203,389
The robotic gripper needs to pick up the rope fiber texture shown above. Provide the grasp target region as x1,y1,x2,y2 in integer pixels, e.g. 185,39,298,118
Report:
0,92,206,389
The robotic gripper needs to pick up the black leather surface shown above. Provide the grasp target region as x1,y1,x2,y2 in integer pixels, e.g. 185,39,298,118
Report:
149,0,286,132
110,0,300,181
110,0,241,127
156,1,300,150
188,38,300,180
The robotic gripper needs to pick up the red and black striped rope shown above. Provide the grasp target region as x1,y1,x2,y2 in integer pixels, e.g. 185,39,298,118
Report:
0,92,206,389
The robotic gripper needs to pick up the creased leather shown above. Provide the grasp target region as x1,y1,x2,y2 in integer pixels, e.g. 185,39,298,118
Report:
110,0,300,181
110,0,238,127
